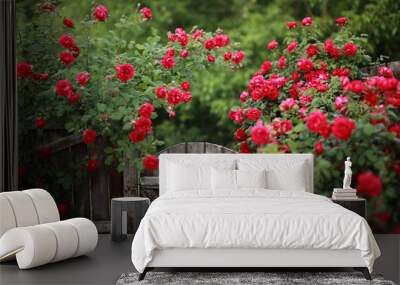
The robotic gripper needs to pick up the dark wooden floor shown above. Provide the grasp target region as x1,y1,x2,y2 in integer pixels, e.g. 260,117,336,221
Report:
0,234,134,285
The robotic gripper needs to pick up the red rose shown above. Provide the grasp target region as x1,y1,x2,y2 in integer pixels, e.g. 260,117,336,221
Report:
180,50,189,58
234,128,247,141
16,62,33,78
306,44,320,57
58,34,75,49
260,61,272,74
357,171,382,197
69,45,80,58
332,116,356,140
75,71,90,86
224,52,232,61
129,130,145,143
182,91,192,103
63,18,74,28
246,108,262,121
165,47,175,57
155,86,167,99
250,121,270,145
167,88,182,105
279,98,296,111
287,41,298,53
314,141,324,155
263,84,280,101
161,56,175,69
207,55,215,63
297,58,314,72
347,80,365,93
240,91,248,102
267,40,278,50
239,142,251,153
191,29,204,40
82,129,97,144
87,159,97,172
335,17,348,27
301,17,313,26
36,117,46,129
378,66,394,78
287,21,297,29
306,109,329,135
55,79,73,96
335,96,348,111
204,38,215,50
143,155,159,171
277,56,287,69
68,92,80,104
388,124,400,138
139,102,154,118
343,42,357,57
93,5,108,21
232,51,245,64
59,51,75,65
214,34,230,48
140,7,152,20
180,81,191,91
134,117,152,134
116,63,135,82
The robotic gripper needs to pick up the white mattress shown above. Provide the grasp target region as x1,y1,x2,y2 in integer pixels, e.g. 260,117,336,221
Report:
131,190,380,273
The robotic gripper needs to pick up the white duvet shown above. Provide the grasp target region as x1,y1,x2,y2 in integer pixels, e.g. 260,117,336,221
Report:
131,190,380,273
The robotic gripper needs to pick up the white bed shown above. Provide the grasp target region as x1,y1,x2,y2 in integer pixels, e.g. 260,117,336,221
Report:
131,154,380,280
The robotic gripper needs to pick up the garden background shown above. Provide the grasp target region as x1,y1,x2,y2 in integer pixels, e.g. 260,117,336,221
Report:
16,0,400,233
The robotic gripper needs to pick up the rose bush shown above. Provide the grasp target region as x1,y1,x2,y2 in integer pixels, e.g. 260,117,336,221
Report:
229,17,400,233
18,3,243,173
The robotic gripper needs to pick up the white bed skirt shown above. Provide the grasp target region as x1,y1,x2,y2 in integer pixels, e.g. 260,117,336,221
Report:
148,248,366,268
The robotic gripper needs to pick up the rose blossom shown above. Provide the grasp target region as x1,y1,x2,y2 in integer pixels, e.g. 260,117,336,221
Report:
335,95,348,111
68,92,80,104
287,41,298,53
139,102,154,118
260,61,273,74
55,79,73,96
58,34,75,49
267,39,278,50
357,171,382,197
93,5,108,21
82,129,97,144
155,86,167,99
336,17,348,27
133,117,152,134
214,34,230,48
17,62,33,78
161,56,175,69
347,80,365,93
297,58,314,72
378,66,394,78
59,51,75,65
314,141,324,155
182,91,192,102
180,50,189,58
306,109,329,134
224,52,232,61
277,56,287,69
332,116,356,140
232,50,245,64
279,98,296,111
234,128,247,141
87,159,97,172
116,63,135,82
306,44,320,57
180,81,190,91
204,38,215,50
301,17,313,26
143,155,159,171
69,45,80,58
36,117,46,129
75,71,90,86
389,124,400,138
245,108,262,121
207,55,215,63
343,42,357,57
63,18,74,28
287,21,297,29
167,88,182,105
129,130,145,143
239,91,248,102
140,7,152,20
250,120,270,145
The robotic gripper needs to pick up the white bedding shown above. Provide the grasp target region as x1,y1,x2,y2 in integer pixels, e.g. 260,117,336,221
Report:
131,190,380,273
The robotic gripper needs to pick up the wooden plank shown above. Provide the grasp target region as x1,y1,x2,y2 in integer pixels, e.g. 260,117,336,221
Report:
39,133,82,153
72,143,90,218
123,163,138,197
89,138,110,221
160,142,187,153
141,176,159,186
186,142,205,153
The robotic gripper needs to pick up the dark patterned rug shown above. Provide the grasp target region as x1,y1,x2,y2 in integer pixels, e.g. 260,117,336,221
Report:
116,271,396,285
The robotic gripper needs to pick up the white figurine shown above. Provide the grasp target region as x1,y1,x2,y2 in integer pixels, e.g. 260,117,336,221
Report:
342,157,353,189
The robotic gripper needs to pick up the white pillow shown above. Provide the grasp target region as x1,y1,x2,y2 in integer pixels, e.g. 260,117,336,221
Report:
236,169,267,189
211,168,237,190
167,163,210,191
237,159,308,191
